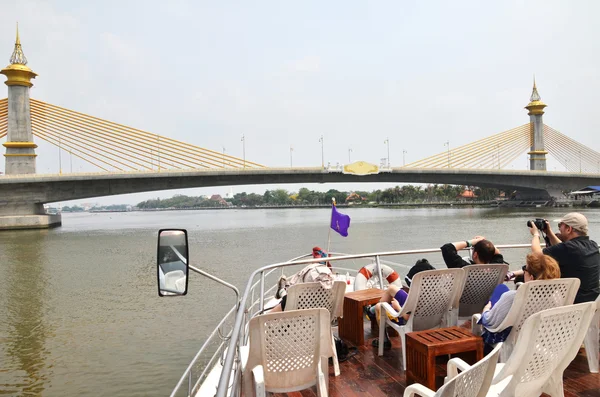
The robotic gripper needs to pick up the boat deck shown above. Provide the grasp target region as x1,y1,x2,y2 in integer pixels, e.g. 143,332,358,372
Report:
272,321,600,397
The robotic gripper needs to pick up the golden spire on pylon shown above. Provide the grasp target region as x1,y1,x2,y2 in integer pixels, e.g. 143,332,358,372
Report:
1,23,37,87
9,23,28,65
525,76,546,115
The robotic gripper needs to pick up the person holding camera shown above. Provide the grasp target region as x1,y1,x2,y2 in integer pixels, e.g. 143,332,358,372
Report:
440,236,505,268
509,213,599,304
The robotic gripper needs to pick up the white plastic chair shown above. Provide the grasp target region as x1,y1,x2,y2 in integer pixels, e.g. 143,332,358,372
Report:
242,308,333,397
285,281,346,376
472,278,580,362
404,343,502,397
449,264,508,326
378,268,466,368
487,302,596,397
583,294,600,373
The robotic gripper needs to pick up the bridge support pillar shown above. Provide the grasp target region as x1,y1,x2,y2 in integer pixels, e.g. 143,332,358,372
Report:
525,80,548,171
0,214,62,230
0,202,61,230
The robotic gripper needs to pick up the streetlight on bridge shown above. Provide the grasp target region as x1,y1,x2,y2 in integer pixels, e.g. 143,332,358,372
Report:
403,149,407,167
497,144,500,169
319,135,324,169
290,145,294,168
348,148,352,163
384,137,390,167
241,134,246,169
156,135,161,172
222,146,226,168
58,134,62,175
444,141,450,168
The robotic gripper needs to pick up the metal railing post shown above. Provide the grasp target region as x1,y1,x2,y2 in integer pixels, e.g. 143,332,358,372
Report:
375,255,385,289
259,271,265,313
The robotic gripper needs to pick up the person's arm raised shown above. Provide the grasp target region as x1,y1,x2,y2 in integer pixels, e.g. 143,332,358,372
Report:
529,222,543,254
544,220,561,246
451,236,485,251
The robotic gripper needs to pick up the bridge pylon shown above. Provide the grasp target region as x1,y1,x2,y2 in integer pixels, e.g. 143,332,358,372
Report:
0,25,60,229
0,24,38,175
525,78,548,171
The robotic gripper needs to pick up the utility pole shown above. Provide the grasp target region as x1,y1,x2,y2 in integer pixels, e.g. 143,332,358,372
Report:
384,137,390,167
444,141,450,168
241,134,246,169
403,149,407,166
348,148,352,163
319,135,324,169
290,145,293,167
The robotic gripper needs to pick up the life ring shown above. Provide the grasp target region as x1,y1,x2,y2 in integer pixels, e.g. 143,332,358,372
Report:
354,263,402,290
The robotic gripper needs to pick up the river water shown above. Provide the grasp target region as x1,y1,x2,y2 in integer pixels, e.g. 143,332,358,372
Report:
1,207,599,396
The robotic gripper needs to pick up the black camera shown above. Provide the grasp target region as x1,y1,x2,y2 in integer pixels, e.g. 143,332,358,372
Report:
527,218,547,230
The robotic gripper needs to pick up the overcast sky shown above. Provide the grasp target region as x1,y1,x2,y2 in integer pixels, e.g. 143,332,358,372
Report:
1,1,599,205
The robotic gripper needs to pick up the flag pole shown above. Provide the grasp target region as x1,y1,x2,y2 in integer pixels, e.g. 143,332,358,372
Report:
327,197,335,253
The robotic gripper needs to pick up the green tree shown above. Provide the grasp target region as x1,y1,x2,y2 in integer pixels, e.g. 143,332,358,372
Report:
272,189,291,205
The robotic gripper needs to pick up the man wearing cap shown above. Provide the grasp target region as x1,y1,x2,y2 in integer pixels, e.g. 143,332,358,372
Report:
440,236,506,268
527,212,599,303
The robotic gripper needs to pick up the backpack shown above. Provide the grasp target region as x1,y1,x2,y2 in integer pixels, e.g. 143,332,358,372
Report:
333,335,357,362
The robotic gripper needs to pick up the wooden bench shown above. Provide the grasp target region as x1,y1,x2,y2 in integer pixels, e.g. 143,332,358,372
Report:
338,288,384,346
406,326,483,391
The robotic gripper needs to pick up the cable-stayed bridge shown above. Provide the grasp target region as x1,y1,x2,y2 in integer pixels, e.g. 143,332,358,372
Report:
1,28,600,229
2,100,599,174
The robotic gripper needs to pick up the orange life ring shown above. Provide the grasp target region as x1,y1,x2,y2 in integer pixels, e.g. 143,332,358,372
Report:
354,263,402,290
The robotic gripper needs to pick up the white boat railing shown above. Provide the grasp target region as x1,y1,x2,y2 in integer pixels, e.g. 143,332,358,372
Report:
171,244,537,397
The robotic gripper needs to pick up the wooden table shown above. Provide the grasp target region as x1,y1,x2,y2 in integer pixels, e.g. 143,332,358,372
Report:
338,288,384,346
406,327,483,391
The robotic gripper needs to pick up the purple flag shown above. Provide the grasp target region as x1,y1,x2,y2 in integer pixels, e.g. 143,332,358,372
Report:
330,205,351,237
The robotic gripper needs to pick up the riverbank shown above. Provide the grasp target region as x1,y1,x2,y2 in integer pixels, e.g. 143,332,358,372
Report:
59,199,598,214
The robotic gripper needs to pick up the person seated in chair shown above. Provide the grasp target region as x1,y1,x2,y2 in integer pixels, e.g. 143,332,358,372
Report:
269,246,333,313
441,236,505,268
364,259,435,349
479,252,560,354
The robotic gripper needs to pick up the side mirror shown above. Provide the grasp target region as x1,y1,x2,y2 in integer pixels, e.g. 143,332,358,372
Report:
157,229,189,296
